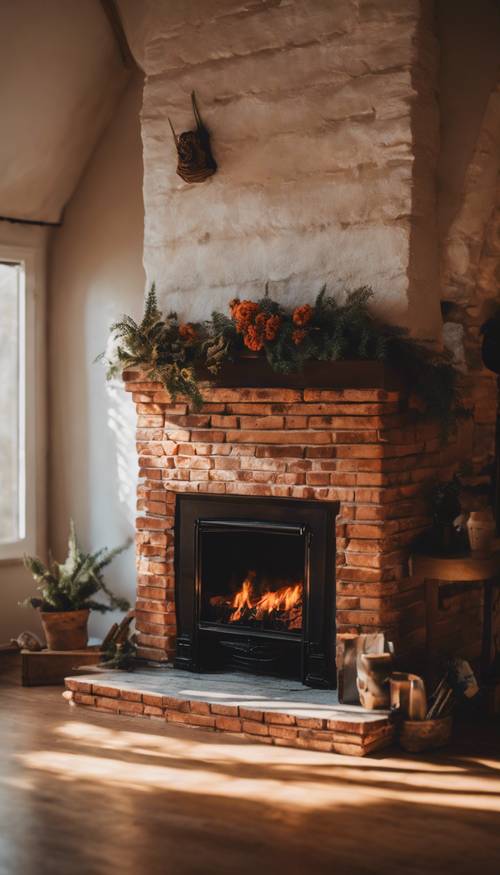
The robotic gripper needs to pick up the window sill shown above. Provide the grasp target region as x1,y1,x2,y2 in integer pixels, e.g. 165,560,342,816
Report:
0,537,36,564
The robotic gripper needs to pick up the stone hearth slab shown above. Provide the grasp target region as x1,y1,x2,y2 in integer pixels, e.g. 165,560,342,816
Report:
65,667,394,756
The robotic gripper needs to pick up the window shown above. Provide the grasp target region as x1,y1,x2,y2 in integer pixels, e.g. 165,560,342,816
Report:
0,252,35,560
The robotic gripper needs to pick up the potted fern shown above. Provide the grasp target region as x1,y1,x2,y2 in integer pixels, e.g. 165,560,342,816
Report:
22,522,131,651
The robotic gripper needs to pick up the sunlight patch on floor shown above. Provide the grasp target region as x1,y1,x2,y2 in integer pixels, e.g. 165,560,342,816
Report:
15,720,500,815
18,750,349,808
55,720,467,775
17,747,500,814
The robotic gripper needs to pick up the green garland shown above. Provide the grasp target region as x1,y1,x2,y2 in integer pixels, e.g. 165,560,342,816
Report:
104,284,461,430
103,284,204,408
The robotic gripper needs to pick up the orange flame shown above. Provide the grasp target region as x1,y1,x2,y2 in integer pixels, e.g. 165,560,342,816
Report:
220,572,303,628
230,575,255,621
253,583,303,618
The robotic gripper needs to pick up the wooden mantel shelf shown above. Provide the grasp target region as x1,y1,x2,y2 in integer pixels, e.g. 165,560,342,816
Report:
195,359,404,390
410,552,500,582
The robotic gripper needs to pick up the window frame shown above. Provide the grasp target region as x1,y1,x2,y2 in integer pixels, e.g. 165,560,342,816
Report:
0,245,37,561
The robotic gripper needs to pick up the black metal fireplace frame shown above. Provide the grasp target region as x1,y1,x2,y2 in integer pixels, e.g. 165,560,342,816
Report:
174,494,339,688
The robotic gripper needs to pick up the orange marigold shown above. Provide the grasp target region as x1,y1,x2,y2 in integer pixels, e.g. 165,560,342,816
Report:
233,300,260,333
244,325,264,352
292,328,307,345
255,312,267,329
292,304,313,327
178,323,197,343
265,314,282,341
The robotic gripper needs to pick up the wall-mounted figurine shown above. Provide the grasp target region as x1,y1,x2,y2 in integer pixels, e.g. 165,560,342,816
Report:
169,92,217,183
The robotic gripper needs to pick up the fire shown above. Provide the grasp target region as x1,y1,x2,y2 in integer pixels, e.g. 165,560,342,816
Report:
230,574,255,621
209,571,303,629
253,583,303,619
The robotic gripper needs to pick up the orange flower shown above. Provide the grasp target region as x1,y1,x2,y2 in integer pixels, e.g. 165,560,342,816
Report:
229,298,240,314
292,328,307,345
292,304,313,327
265,314,282,341
232,300,260,333
244,325,264,352
179,323,197,343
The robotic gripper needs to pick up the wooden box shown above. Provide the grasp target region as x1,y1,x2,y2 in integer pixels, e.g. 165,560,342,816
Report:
21,647,103,687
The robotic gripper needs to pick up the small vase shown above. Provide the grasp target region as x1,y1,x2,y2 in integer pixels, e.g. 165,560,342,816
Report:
390,672,427,719
40,609,89,651
466,509,496,555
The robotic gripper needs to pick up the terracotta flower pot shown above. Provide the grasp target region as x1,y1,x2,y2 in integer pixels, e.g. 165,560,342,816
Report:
40,609,89,651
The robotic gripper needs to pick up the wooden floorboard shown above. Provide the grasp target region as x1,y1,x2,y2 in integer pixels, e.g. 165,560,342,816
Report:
1,654,499,875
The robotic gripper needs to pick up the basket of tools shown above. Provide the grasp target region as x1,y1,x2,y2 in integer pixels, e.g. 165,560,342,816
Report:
392,659,479,753
399,716,453,753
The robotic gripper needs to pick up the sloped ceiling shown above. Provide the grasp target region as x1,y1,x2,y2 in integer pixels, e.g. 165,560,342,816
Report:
0,0,130,223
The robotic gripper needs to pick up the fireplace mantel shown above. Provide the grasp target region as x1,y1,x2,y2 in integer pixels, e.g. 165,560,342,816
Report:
194,358,402,390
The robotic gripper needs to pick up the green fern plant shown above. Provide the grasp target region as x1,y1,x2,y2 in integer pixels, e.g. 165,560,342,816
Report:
22,521,131,613
106,284,203,408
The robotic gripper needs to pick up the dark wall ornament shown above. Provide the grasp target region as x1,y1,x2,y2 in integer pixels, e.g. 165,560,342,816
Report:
169,92,217,184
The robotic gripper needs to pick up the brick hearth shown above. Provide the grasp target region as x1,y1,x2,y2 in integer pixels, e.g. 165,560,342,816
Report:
65,668,394,756
124,371,461,670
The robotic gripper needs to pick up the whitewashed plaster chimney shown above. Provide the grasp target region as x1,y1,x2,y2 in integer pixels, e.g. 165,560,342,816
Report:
118,0,442,338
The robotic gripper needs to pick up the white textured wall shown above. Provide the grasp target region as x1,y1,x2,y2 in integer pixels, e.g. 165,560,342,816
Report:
48,74,145,640
0,0,129,222
120,0,442,337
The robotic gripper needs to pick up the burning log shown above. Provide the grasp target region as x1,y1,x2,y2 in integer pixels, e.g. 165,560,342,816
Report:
209,571,303,630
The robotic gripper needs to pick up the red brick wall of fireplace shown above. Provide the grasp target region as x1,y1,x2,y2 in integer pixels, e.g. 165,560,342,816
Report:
125,372,466,670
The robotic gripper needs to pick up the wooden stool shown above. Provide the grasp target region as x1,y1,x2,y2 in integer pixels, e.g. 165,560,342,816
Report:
410,552,500,688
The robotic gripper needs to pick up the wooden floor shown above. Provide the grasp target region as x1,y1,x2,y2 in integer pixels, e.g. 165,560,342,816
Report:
1,656,500,875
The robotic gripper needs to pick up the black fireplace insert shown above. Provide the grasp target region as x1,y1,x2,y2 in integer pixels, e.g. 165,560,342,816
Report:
174,494,338,688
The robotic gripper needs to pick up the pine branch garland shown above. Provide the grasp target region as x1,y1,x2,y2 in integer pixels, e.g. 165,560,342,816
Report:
102,284,461,432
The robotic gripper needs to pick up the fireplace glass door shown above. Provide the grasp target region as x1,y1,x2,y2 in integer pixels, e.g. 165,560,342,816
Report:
198,521,307,636
174,494,338,688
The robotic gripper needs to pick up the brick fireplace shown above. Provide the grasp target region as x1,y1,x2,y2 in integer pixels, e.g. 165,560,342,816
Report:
65,366,471,755
126,368,460,680
61,0,500,754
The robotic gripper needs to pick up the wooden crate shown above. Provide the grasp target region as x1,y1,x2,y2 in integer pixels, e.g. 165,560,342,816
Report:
21,647,103,687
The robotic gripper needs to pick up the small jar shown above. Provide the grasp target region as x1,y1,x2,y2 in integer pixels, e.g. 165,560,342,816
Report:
466,509,496,555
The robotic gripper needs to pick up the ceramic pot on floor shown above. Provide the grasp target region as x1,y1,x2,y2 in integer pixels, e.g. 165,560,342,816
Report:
40,609,89,650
